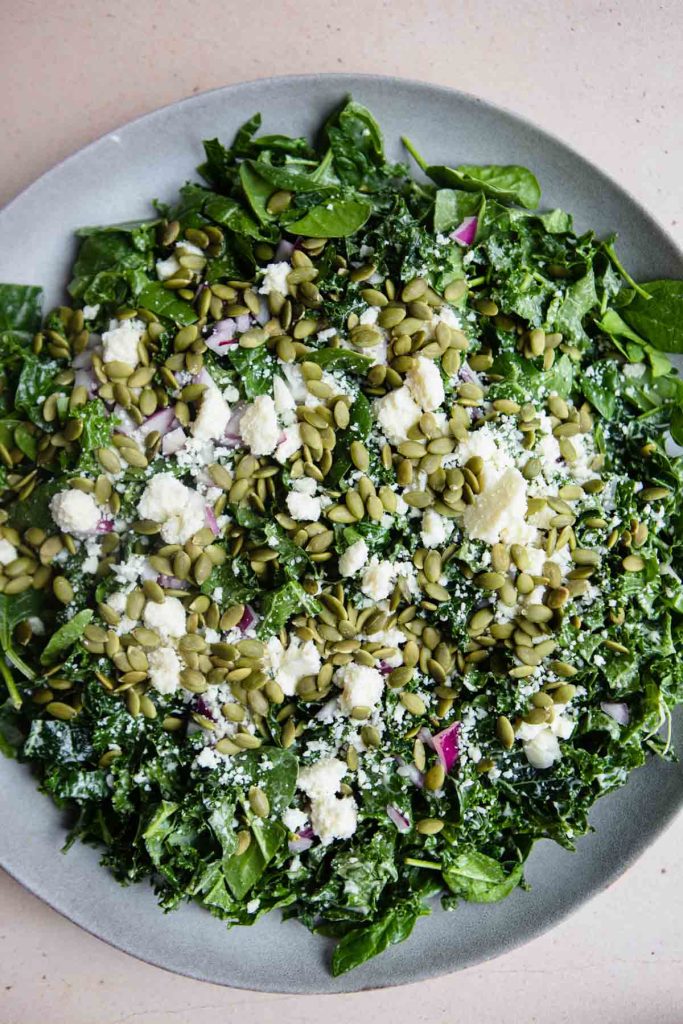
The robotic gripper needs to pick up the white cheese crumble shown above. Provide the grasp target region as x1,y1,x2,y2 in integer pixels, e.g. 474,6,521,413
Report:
337,663,384,715
405,356,445,411
50,489,100,536
191,383,231,441
297,757,357,845
239,395,279,456
361,558,395,600
155,255,181,280
462,467,536,546
101,318,144,367
273,376,296,420
138,473,206,545
82,304,100,320
516,703,576,769
143,596,187,639
268,637,321,696
275,424,302,464
286,490,321,522
338,538,369,577
420,508,452,548
258,261,290,296
0,538,18,565
147,645,182,694
282,807,309,833
376,386,421,444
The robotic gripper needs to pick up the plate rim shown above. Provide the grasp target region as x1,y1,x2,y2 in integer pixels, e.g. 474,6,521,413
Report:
1,72,681,993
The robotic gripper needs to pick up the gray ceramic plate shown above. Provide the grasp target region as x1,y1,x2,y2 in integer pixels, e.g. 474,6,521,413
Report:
0,74,681,994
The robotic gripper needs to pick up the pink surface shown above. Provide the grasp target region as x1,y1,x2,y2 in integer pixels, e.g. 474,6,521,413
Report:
1,2,682,1021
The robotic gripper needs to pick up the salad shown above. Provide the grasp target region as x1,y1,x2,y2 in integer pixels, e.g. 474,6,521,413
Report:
0,98,682,976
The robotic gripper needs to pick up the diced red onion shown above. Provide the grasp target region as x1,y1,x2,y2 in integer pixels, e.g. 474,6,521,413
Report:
601,701,630,726
459,363,480,386
96,517,114,534
431,721,461,773
156,574,185,590
74,367,98,398
386,805,411,833
378,661,393,676
288,835,314,854
205,319,237,354
195,697,216,720
113,407,139,436
205,505,220,536
223,402,246,444
72,349,93,370
238,605,257,632
161,427,187,456
276,239,295,261
255,297,270,326
138,407,177,440
450,216,478,247
397,764,424,788
418,727,434,749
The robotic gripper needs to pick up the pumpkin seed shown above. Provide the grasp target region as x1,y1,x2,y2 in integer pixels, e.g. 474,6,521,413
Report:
416,818,444,835
496,715,515,749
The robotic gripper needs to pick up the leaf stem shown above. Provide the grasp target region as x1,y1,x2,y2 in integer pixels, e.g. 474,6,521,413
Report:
0,657,21,710
404,857,441,871
401,137,428,172
604,243,651,301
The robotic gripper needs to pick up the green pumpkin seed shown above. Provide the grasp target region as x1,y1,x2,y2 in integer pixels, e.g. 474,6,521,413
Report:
400,692,426,716
496,715,515,749
416,818,444,835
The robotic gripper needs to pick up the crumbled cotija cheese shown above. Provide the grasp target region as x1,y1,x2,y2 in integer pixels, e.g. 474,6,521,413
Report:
376,386,421,444
101,319,145,367
147,646,182,694
462,467,536,546
50,489,101,536
339,538,369,577
239,395,279,455
143,596,187,639
138,473,205,545
405,356,445,412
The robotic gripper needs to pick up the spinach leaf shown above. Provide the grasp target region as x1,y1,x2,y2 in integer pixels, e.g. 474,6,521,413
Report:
239,162,276,225
442,851,524,903
305,347,374,374
204,195,274,241
223,819,283,900
404,139,541,209
135,281,198,325
331,892,430,976
580,361,620,420
14,355,61,428
286,199,372,239
40,609,94,666
13,423,37,460
324,100,398,189
621,280,683,353
0,284,43,333
68,229,153,305
433,189,482,234
257,581,321,639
